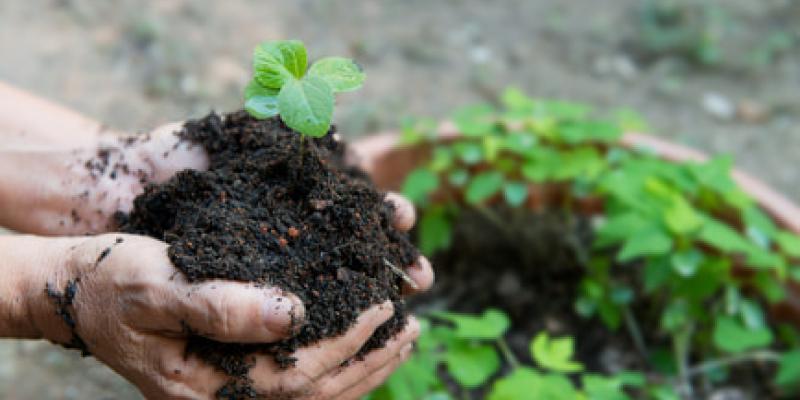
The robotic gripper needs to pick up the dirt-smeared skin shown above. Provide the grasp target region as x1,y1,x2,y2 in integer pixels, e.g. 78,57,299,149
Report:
117,111,418,397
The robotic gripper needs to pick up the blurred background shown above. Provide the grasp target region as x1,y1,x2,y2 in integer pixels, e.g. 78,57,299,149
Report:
0,0,798,398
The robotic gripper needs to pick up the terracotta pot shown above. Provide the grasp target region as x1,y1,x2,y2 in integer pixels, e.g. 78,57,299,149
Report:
350,123,800,325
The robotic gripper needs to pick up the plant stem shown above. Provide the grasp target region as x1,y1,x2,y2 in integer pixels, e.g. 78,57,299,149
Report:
672,326,694,399
497,337,521,369
623,305,648,359
687,350,781,377
298,135,306,169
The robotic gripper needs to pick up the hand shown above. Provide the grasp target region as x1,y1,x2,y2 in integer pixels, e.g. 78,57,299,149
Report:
17,233,420,399
0,121,433,293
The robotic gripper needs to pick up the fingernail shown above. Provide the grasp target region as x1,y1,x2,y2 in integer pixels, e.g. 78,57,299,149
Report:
263,294,304,334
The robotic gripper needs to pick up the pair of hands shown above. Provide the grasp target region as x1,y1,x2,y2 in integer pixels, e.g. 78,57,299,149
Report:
1,119,433,399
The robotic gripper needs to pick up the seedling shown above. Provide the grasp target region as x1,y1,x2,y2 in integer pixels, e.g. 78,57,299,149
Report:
244,40,365,138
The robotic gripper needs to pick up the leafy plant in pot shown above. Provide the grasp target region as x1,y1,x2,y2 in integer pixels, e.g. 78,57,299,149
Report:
117,40,423,398
353,88,800,399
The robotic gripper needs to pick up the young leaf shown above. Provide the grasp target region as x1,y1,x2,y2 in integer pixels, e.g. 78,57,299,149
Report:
308,57,365,92
617,227,673,262
465,171,505,205
664,196,703,235
503,182,529,207
712,316,773,353
418,207,451,255
402,168,439,204
253,40,307,88
277,75,333,137
530,332,584,373
776,231,800,257
698,219,752,253
444,342,500,388
431,309,510,340
581,374,633,400
453,104,496,137
244,80,279,119
487,368,542,400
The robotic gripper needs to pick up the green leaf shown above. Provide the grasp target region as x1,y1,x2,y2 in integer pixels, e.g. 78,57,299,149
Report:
453,104,496,137
453,142,483,165
617,227,673,262
465,171,505,205
559,120,622,144
664,196,703,235
418,206,452,255
277,76,333,137
253,40,307,88
739,299,766,329
776,231,800,257
487,368,542,400
582,374,632,400
432,309,510,339
712,316,773,353
698,219,752,253
243,80,279,119
671,248,704,277
775,350,800,389
595,212,651,247
531,332,584,373
503,182,528,207
308,56,365,92
444,342,500,388
402,168,439,204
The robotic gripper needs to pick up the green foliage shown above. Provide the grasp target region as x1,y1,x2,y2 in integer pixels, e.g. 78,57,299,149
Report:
245,40,365,138
373,311,647,400
530,332,584,373
388,87,800,398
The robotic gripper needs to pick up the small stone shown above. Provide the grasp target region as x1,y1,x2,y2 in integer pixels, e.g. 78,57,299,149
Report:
736,100,770,124
703,92,735,120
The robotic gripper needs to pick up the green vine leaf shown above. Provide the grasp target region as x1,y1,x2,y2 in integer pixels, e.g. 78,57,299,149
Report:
465,171,505,204
402,168,439,204
277,76,333,137
253,40,307,88
444,342,500,388
244,80,279,118
432,309,510,340
617,227,673,262
712,316,773,353
308,57,365,92
775,350,800,390
530,332,584,373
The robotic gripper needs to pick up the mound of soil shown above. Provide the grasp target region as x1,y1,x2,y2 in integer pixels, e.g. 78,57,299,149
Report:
117,111,418,397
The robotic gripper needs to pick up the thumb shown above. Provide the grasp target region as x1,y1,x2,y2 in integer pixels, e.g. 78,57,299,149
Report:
168,280,305,343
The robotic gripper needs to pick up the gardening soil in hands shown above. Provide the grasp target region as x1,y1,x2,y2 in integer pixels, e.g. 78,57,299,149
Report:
116,111,418,396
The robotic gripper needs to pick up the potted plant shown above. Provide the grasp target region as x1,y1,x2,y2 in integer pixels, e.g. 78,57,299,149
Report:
351,88,800,399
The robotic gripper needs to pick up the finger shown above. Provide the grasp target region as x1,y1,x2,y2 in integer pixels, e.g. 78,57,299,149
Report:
293,301,394,377
134,121,209,183
166,280,305,343
315,317,420,397
335,349,412,400
403,256,435,295
385,192,416,232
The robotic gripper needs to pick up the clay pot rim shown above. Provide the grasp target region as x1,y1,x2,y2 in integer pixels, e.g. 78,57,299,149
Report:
351,121,800,235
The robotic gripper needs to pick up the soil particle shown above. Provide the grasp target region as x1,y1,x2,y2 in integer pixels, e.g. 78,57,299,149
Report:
117,111,417,398
45,279,90,357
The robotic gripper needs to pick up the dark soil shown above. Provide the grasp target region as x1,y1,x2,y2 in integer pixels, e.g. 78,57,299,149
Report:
117,111,418,398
